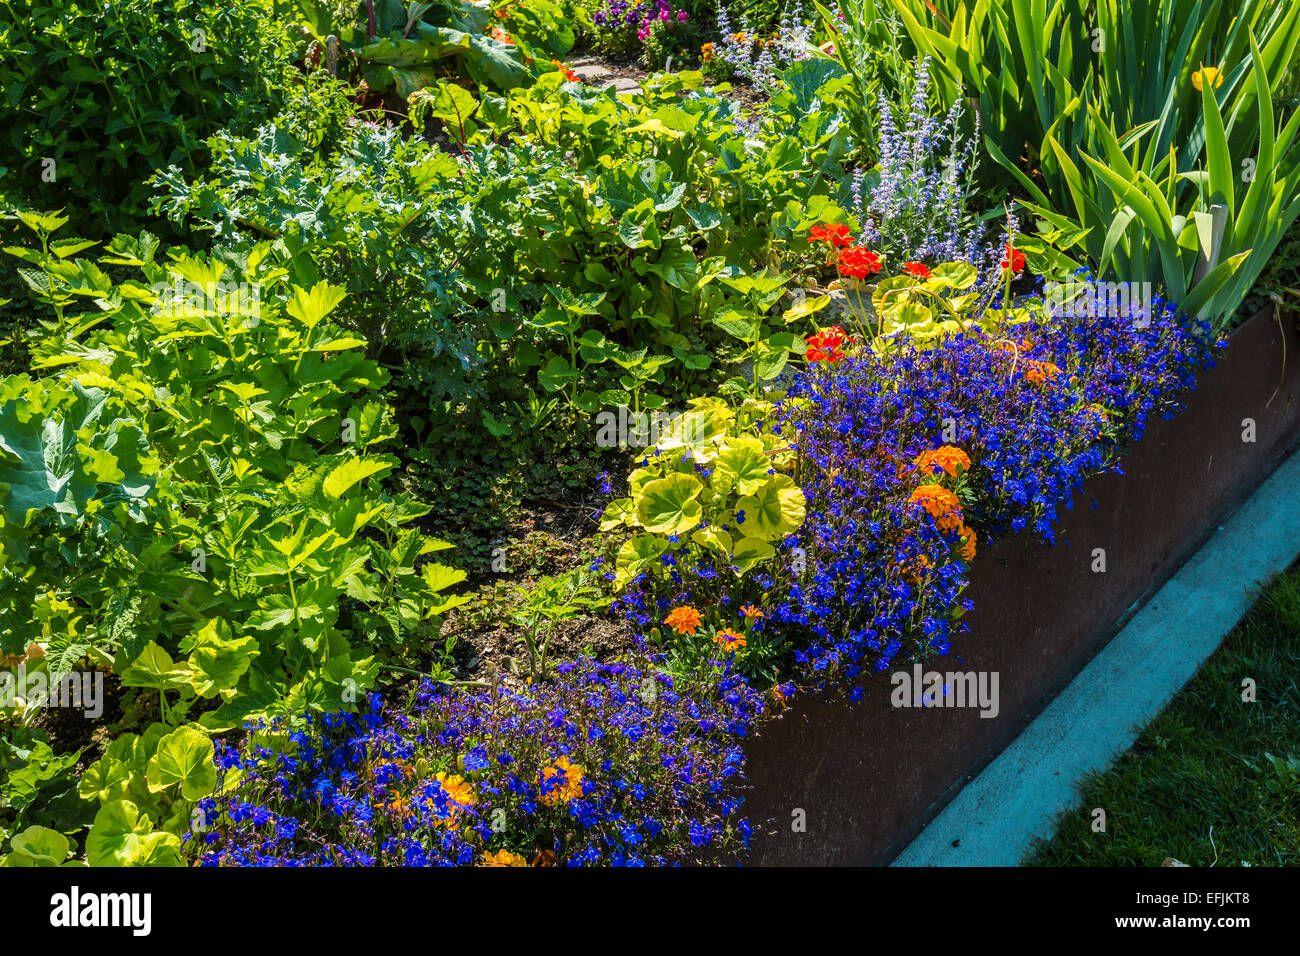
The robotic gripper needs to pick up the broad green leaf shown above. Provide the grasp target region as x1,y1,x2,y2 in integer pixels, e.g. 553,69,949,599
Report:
636,473,704,534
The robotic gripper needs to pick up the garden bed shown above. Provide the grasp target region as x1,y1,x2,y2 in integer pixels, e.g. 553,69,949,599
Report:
741,302,1300,866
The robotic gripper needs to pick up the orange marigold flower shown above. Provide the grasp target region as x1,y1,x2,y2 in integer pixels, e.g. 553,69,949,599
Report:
539,755,585,805
902,553,933,582
909,484,963,532
1024,360,1062,386
903,261,932,278
740,604,764,620
1083,403,1109,426
714,628,747,653
701,42,715,62
480,849,529,867
772,682,792,709
664,605,702,635
914,445,971,478
431,771,475,824
957,525,976,562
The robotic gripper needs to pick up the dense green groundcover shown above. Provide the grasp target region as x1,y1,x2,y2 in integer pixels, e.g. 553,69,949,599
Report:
0,0,1298,866
1028,565,1300,867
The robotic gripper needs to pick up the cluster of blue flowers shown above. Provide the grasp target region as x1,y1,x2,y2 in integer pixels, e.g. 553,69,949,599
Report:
194,656,766,866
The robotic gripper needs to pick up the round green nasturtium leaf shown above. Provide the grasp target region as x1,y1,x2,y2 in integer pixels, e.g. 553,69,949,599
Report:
712,437,772,496
2,826,70,867
735,474,806,541
636,473,704,534
146,725,217,800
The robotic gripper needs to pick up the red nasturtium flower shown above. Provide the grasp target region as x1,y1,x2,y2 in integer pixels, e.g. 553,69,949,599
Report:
1000,243,1026,273
808,223,855,247
837,246,882,280
903,261,932,278
805,324,851,363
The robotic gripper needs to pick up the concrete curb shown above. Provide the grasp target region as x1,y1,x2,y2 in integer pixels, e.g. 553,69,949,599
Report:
892,447,1300,867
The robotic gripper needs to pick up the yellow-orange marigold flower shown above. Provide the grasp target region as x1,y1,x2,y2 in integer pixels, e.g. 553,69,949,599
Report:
909,484,963,532
1024,360,1062,386
740,604,764,620
714,628,746,653
539,755,585,806
434,771,475,812
914,445,971,478
902,553,933,582
664,605,702,636
957,525,976,562
480,849,529,867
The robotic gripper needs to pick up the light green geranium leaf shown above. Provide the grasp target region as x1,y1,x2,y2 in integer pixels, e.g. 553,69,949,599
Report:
735,474,806,541
636,473,704,534
146,726,216,800
712,437,773,495
2,826,71,867
731,536,776,575
86,800,184,867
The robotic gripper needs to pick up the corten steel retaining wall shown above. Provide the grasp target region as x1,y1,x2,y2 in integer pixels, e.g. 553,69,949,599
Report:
742,304,1300,866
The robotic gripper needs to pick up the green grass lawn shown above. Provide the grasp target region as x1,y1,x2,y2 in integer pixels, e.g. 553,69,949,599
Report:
1026,565,1300,866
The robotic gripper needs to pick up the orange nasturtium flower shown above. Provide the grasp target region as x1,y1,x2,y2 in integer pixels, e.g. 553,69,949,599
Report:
539,755,585,805
664,605,702,636
480,849,529,867
551,59,579,82
714,628,747,653
903,261,932,278
914,445,971,478
909,484,964,532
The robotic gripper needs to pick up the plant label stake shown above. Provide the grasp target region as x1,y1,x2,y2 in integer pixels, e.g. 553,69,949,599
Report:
326,35,339,77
